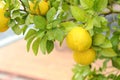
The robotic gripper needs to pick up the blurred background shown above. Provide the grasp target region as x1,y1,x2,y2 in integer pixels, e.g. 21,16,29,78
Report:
0,28,74,80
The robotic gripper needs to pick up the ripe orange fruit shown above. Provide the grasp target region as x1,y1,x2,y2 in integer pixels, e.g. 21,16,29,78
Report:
66,27,92,52
29,0,49,15
73,48,96,65
0,1,9,32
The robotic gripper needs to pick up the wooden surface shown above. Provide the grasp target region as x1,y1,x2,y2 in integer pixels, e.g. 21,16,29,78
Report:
0,39,75,80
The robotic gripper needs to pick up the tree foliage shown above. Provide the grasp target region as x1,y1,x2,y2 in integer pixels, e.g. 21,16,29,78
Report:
1,0,120,79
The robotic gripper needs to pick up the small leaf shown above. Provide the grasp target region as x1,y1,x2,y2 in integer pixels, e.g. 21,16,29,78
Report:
99,48,117,57
22,25,28,35
32,38,41,55
93,33,106,46
40,36,47,54
46,30,55,40
61,21,76,33
111,34,119,52
112,57,120,69
12,24,21,35
47,7,56,23
8,19,16,27
46,23,53,29
36,30,45,38
85,18,94,30
80,0,94,9
11,10,20,19
72,64,91,80
26,36,35,52
25,14,33,25
54,28,65,42
100,38,112,48
94,0,108,12
71,6,87,22
33,15,46,29
46,40,54,54
25,29,36,40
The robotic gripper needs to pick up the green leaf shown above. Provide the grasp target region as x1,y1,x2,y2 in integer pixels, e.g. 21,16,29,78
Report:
33,16,46,29
80,0,94,9
22,25,28,35
46,30,55,40
94,0,108,12
12,24,21,35
93,16,101,28
36,30,45,38
46,23,53,29
72,64,91,80
52,19,61,28
25,29,36,40
85,18,94,30
26,36,35,52
46,19,61,29
8,19,16,27
40,36,47,54
93,33,106,46
54,28,65,42
61,21,76,33
90,74,107,80
11,10,20,19
112,57,120,69
32,38,41,55
71,6,87,22
99,48,117,57
46,40,54,54
100,38,112,48
111,34,119,52
46,7,56,23
25,14,33,25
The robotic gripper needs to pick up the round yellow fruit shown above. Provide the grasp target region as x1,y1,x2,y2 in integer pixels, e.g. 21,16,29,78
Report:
29,0,49,15
66,27,92,52
73,48,96,65
0,1,9,32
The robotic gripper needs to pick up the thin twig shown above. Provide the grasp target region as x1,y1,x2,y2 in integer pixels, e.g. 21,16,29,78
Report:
19,0,27,12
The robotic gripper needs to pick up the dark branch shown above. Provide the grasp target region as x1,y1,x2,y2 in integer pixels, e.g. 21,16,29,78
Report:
19,0,27,12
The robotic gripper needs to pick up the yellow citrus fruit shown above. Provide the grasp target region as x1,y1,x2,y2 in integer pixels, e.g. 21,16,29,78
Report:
66,27,92,52
29,0,49,15
73,48,96,65
0,1,9,32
